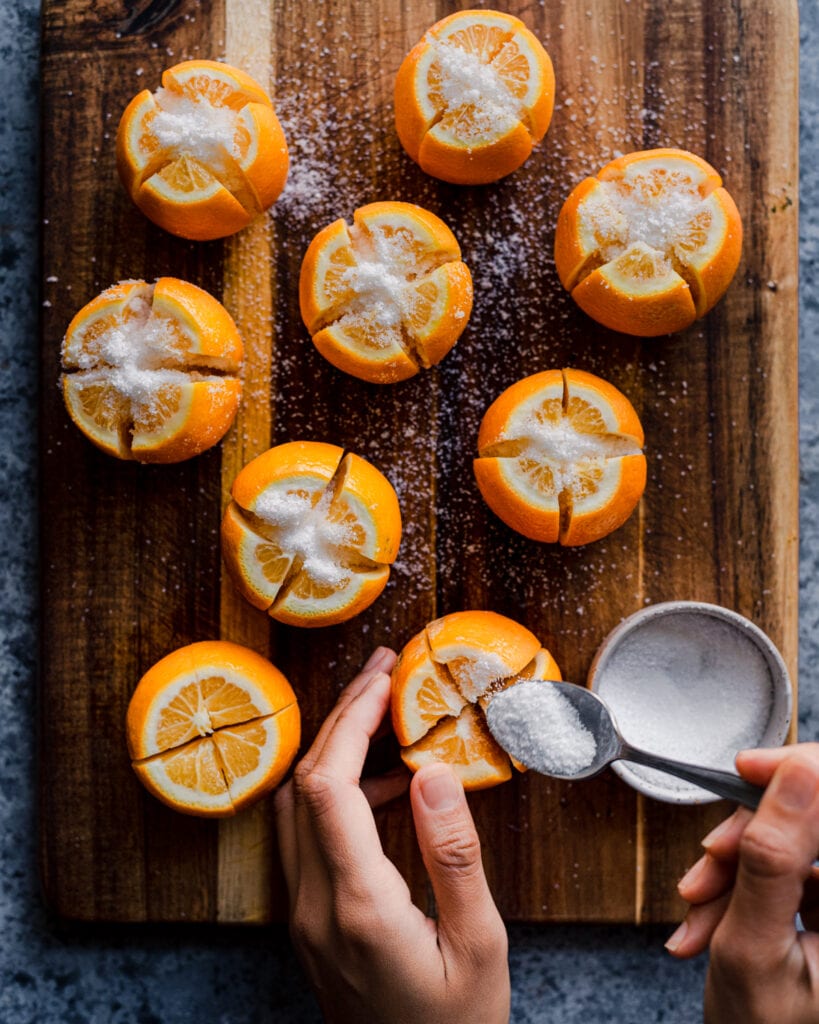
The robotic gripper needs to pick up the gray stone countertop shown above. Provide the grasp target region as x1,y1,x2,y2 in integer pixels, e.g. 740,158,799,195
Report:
1,2,817,1021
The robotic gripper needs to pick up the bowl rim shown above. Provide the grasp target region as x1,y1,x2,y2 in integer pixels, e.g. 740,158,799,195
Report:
586,600,794,805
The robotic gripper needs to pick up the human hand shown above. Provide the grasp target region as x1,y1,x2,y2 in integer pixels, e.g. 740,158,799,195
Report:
666,743,819,1024
275,647,510,1024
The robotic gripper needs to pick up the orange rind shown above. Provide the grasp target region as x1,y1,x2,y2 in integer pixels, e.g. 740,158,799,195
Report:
116,60,289,240
391,610,561,789
395,9,555,185
554,148,743,336
126,640,300,817
475,368,646,546
221,441,402,627
60,278,243,463
299,201,473,383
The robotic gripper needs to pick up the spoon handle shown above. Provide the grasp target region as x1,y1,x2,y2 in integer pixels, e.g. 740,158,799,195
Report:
617,743,765,809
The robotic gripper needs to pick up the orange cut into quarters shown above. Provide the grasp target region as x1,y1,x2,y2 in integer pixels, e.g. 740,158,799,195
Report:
391,610,562,789
116,60,289,240
299,201,473,384
221,441,402,627
60,278,243,463
394,9,555,185
474,368,646,546
554,148,743,337
126,640,300,817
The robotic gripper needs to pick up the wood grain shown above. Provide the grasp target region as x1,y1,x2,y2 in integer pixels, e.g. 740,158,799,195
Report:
40,0,798,923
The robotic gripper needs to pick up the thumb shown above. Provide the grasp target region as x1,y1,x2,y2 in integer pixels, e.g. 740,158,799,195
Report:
410,763,502,952
722,753,819,954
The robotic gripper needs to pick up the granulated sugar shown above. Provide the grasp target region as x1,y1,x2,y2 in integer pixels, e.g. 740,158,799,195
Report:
595,613,773,794
486,680,597,776
152,87,240,165
429,38,521,142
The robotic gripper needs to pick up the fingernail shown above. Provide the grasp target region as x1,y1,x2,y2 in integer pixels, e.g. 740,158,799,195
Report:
678,855,706,892
774,762,817,810
702,816,734,849
664,920,688,953
362,647,389,672
419,767,462,811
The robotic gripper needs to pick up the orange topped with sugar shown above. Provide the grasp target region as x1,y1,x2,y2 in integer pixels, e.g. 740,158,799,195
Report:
117,60,288,240
395,9,555,185
554,148,742,336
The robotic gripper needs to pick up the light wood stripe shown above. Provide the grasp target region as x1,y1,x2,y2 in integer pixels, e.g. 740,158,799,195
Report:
216,0,276,923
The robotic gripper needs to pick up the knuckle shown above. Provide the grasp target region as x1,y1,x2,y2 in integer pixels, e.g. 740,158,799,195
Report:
294,765,337,816
431,825,482,873
739,821,800,878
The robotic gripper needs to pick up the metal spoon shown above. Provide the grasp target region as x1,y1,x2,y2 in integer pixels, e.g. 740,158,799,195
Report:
484,679,765,809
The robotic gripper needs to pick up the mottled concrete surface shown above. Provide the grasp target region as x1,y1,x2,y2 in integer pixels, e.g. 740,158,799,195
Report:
1,2,817,1021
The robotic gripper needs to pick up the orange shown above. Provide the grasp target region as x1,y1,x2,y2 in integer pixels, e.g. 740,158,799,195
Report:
60,278,243,463
474,368,646,546
126,640,300,817
299,201,473,384
221,441,402,627
554,148,743,336
391,610,561,789
394,10,555,185
116,60,288,240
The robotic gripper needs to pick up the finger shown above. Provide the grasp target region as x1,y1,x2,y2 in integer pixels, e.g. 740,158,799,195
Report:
677,852,738,905
700,806,753,859
721,753,819,953
361,766,411,809
274,780,299,899
410,763,505,958
665,893,731,959
735,743,819,786
299,647,397,771
295,673,396,887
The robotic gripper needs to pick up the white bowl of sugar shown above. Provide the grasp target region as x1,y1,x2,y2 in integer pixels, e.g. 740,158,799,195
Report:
587,601,793,804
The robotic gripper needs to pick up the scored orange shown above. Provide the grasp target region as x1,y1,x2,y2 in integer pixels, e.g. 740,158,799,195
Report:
474,368,646,546
117,60,289,240
221,441,402,627
126,640,300,817
61,277,243,463
299,201,473,384
392,610,561,789
394,9,555,185
554,148,743,336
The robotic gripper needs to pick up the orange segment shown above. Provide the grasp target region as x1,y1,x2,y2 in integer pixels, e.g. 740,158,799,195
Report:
299,201,472,384
394,9,555,184
126,640,300,818
222,441,402,627
116,59,289,241
60,279,243,463
554,148,742,336
475,368,646,545
391,610,559,790
401,704,512,790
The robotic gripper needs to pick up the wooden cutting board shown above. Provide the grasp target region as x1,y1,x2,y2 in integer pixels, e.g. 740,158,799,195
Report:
39,0,799,923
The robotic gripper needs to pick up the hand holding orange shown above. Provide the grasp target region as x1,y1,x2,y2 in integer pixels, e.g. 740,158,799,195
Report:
126,640,300,817
554,148,742,336
221,441,401,626
391,610,561,789
395,9,555,185
300,201,472,383
61,277,243,463
117,60,288,240
475,368,646,546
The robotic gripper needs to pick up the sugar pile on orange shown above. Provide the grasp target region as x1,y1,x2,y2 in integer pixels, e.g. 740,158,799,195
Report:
555,148,742,336
300,201,473,383
475,369,646,546
395,9,555,185
61,278,243,463
117,60,288,240
391,611,562,789
222,441,401,626
126,641,300,817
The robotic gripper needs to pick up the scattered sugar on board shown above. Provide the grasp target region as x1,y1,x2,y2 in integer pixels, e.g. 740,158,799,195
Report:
597,614,773,794
486,681,597,776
